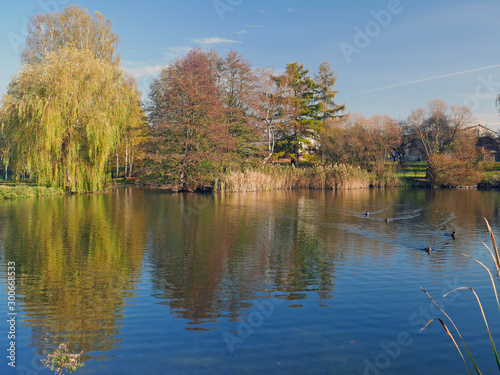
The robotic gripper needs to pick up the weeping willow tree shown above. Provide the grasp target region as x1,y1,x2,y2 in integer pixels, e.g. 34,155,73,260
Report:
0,47,141,191
21,4,120,65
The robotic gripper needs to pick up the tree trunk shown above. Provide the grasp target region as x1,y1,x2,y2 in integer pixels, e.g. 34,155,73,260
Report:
125,145,129,179
293,134,299,168
129,152,134,177
262,152,273,164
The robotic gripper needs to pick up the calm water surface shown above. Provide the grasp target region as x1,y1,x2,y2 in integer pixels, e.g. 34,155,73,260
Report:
1,188,500,374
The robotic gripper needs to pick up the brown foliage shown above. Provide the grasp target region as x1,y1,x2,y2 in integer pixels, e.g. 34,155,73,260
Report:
143,48,238,190
408,99,472,160
322,113,401,169
428,127,484,186
428,155,482,186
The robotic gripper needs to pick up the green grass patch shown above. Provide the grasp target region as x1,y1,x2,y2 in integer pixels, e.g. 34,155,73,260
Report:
0,183,65,200
481,162,500,172
388,161,427,178
478,163,500,187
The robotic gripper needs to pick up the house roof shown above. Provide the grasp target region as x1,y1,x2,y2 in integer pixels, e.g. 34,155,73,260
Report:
462,124,499,138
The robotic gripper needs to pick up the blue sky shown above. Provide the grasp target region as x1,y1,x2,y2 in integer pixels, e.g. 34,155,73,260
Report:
2,0,500,128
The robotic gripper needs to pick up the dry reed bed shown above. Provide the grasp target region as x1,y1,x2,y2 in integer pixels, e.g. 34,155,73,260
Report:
214,165,382,192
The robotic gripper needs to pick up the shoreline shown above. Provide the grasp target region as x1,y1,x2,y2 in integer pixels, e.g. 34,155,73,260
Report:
1,182,497,201
2,164,499,200
0,184,65,200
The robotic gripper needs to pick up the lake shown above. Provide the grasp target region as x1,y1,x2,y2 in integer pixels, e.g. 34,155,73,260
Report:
1,188,500,374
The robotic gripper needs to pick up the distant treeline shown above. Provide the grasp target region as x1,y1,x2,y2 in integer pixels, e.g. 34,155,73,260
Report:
0,5,496,192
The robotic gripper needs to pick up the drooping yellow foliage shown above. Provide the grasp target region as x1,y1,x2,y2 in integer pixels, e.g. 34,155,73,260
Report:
22,4,120,66
1,47,142,191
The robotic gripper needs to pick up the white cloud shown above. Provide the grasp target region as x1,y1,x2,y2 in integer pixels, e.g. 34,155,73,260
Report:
161,46,193,61
190,37,242,45
122,61,164,78
246,24,265,28
474,113,500,129
235,30,248,35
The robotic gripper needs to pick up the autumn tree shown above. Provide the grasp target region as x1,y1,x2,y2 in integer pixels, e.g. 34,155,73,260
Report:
209,50,258,157
321,121,345,164
428,128,483,186
367,114,401,165
1,48,141,191
406,99,473,182
322,113,366,166
322,113,400,169
408,99,472,161
343,119,369,167
392,122,413,165
0,5,142,191
22,4,120,65
143,48,237,191
0,130,7,179
253,67,291,162
114,77,147,179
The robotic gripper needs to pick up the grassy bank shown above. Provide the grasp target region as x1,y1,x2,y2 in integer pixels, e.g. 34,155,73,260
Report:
478,162,500,188
0,183,65,200
387,161,500,188
213,164,399,193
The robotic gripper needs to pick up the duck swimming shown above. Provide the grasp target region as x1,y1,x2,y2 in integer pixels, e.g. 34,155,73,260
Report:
385,218,389,223
425,247,432,254
445,231,456,239
365,211,369,216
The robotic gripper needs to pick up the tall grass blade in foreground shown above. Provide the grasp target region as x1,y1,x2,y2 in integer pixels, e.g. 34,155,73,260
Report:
421,318,476,375
420,218,500,374
420,287,481,374
484,218,500,276
421,218,500,373
463,254,500,313
444,287,500,372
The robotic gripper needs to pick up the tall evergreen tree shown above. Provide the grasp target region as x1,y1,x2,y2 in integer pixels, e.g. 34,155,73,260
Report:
274,63,320,167
314,61,346,163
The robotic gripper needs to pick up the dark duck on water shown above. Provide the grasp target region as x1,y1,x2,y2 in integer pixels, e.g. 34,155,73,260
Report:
444,231,456,239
